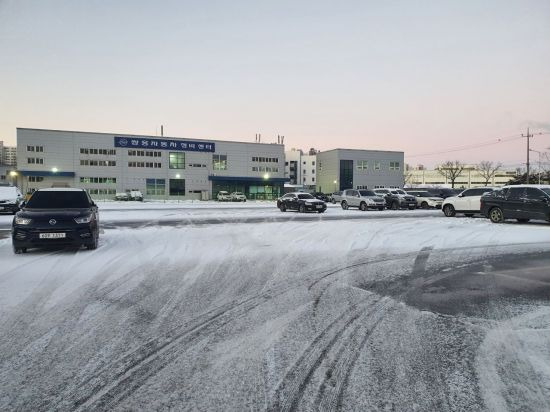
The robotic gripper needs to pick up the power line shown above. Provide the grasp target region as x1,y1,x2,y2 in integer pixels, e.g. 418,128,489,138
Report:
406,134,524,158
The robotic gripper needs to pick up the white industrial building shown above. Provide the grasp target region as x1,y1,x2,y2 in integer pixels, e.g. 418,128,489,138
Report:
316,149,405,193
284,148,317,189
16,128,287,200
0,141,17,166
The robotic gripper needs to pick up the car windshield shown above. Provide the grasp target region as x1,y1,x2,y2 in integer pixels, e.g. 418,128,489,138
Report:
394,190,406,194
358,190,376,196
234,192,243,195
414,191,432,197
25,191,91,209
297,194,315,199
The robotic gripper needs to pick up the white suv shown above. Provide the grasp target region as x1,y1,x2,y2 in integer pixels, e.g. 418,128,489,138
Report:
230,192,247,202
442,187,496,217
217,191,232,201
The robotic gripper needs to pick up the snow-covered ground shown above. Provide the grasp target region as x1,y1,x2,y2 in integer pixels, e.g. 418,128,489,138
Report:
0,206,549,410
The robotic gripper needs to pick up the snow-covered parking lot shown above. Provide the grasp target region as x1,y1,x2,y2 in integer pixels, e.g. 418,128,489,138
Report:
0,202,549,411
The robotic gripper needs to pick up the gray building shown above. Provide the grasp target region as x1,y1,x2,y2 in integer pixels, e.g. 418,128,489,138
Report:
316,149,404,193
16,128,286,200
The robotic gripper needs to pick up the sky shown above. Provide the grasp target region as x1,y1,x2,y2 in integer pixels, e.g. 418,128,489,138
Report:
1,0,549,168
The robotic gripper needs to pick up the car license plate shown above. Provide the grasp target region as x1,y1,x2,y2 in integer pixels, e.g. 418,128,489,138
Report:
316,205,323,209
39,233,66,239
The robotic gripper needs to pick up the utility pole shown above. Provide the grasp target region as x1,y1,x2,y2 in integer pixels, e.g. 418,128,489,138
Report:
522,127,533,183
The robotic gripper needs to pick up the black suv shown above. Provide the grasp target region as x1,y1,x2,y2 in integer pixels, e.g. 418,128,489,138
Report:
373,188,417,210
480,185,550,223
277,192,327,213
12,188,99,253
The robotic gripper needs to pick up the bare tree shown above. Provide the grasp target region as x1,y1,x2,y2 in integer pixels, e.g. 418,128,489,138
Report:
477,161,502,186
437,160,465,188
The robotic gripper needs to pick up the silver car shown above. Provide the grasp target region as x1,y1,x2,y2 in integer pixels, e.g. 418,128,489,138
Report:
340,189,386,211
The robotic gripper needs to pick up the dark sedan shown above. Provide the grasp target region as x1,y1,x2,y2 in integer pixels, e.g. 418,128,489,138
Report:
277,192,327,213
12,188,99,254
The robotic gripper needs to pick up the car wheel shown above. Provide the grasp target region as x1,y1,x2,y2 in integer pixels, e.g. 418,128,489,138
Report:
391,201,399,210
378,207,384,211
465,213,474,218
299,204,306,213
517,218,530,223
489,207,504,223
87,235,99,250
359,202,367,211
318,210,325,213
443,204,456,217
341,201,349,210
421,202,429,209
279,203,286,212
13,246,26,254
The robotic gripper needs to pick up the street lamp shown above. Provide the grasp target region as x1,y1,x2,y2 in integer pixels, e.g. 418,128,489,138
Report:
175,174,181,179
51,167,58,173
333,179,337,192
263,173,270,180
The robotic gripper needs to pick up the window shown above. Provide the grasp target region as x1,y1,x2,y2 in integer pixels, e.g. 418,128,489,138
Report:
169,179,185,196
169,152,185,169
357,160,368,170
312,177,315,182
80,177,116,184
525,188,544,200
357,185,368,189
312,161,315,166
146,178,165,195
27,158,44,164
27,145,35,152
311,169,315,174
213,154,227,170
374,161,381,170
389,161,400,171
507,187,524,200
28,176,44,182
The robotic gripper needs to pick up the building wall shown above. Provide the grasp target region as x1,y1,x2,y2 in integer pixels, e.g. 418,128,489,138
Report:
408,166,518,188
16,128,286,199
316,149,405,193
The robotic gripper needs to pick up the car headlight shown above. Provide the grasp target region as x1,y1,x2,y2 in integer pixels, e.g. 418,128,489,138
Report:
15,216,32,225
74,215,93,224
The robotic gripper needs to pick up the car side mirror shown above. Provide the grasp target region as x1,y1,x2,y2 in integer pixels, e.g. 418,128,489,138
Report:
19,201,26,208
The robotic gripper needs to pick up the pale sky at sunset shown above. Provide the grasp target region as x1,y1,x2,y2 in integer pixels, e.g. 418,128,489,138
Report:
1,0,549,167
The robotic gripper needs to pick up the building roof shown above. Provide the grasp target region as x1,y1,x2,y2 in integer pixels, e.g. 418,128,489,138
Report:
319,148,404,154
17,127,284,147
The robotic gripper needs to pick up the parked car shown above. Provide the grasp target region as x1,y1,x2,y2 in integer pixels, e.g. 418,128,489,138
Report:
373,188,417,210
406,190,444,209
277,192,327,213
414,187,461,199
0,185,24,214
128,190,143,201
230,192,247,202
312,192,331,203
481,185,550,223
115,192,129,201
340,189,386,211
330,191,343,204
217,191,232,201
442,187,496,217
11,188,99,254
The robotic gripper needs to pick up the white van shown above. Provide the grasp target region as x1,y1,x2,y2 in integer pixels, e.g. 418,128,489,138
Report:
0,185,24,214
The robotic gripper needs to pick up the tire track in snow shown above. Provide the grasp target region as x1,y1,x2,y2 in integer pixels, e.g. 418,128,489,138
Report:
266,297,391,412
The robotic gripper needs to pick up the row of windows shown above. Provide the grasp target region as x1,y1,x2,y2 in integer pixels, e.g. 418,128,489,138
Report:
145,178,186,196
88,188,116,195
80,160,117,166
303,169,315,174
27,158,44,164
29,176,44,182
128,162,162,168
252,166,279,172
128,150,162,157
80,148,117,155
252,156,279,163
80,177,117,184
27,145,44,152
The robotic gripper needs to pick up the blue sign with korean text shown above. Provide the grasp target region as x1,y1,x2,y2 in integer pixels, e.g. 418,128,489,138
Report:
114,136,215,152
